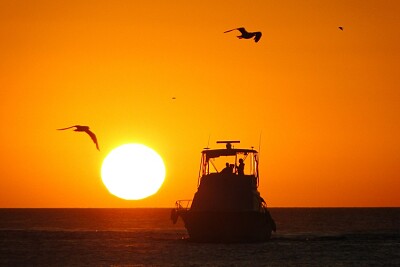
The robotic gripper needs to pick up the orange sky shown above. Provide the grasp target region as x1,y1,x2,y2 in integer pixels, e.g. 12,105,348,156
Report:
0,0,399,207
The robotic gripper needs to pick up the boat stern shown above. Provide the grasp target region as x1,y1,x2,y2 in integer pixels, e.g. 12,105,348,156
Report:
171,200,192,224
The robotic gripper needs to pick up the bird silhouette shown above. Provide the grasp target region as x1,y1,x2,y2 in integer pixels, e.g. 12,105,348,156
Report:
339,26,344,31
57,125,99,150
224,27,262,43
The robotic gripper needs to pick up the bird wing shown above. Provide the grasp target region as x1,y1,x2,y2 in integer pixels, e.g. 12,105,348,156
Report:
223,28,237,33
57,125,77,130
254,32,262,42
85,129,100,151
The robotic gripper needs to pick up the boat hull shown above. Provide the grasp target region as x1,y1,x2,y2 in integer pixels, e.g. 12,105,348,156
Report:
178,210,275,242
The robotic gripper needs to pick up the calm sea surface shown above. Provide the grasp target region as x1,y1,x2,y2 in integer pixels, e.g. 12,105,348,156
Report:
0,208,398,266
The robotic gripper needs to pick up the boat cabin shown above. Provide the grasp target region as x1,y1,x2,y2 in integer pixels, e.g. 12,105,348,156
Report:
198,141,260,187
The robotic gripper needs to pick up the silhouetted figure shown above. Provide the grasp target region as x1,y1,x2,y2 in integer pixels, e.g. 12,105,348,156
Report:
221,162,230,174
339,26,344,31
237,158,245,175
57,125,99,151
224,27,262,43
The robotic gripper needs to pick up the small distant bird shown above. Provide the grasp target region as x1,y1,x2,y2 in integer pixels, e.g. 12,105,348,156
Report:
339,26,344,31
57,125,99,150
224,27,262,43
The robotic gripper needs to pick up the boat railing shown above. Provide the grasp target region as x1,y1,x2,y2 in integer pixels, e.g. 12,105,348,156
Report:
175,199,192,211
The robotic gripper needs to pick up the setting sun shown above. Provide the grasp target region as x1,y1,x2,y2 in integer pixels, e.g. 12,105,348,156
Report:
101,144,166,200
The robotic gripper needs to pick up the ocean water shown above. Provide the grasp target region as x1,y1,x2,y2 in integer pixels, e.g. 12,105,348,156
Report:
0,208,398,266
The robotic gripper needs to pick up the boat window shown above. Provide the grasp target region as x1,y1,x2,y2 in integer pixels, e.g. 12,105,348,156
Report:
201,152,258,176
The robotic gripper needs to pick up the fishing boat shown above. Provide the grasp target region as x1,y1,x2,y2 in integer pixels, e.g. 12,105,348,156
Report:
171,140,276,242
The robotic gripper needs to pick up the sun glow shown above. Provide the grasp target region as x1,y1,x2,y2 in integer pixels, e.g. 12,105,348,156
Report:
101,144,166,200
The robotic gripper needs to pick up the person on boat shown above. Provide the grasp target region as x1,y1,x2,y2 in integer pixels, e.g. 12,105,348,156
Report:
221,162,231,174
237,158,245,175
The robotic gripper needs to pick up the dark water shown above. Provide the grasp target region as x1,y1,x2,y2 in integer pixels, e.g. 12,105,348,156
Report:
0,208,398,266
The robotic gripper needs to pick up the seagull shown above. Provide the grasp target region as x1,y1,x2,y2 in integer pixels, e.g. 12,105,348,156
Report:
339,26,344,31
224,27,262,43
57,125,100,150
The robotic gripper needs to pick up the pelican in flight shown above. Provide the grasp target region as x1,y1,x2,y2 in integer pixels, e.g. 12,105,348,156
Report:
57,125,99,151
224,27,262,43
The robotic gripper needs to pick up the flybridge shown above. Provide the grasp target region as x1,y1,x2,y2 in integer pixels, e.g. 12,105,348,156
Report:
203,140,257,157
199,140,259,186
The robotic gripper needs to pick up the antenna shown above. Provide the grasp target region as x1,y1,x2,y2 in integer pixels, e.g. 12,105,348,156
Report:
204,134,211,149
257,131,262,187
216,140,240,144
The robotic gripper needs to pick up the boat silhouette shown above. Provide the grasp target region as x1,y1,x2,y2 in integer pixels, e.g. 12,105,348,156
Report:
171,140,276,242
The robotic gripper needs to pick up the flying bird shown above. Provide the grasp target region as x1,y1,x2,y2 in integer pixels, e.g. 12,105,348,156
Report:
339,26,344,31
224,27,262,43
57,125,100,150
